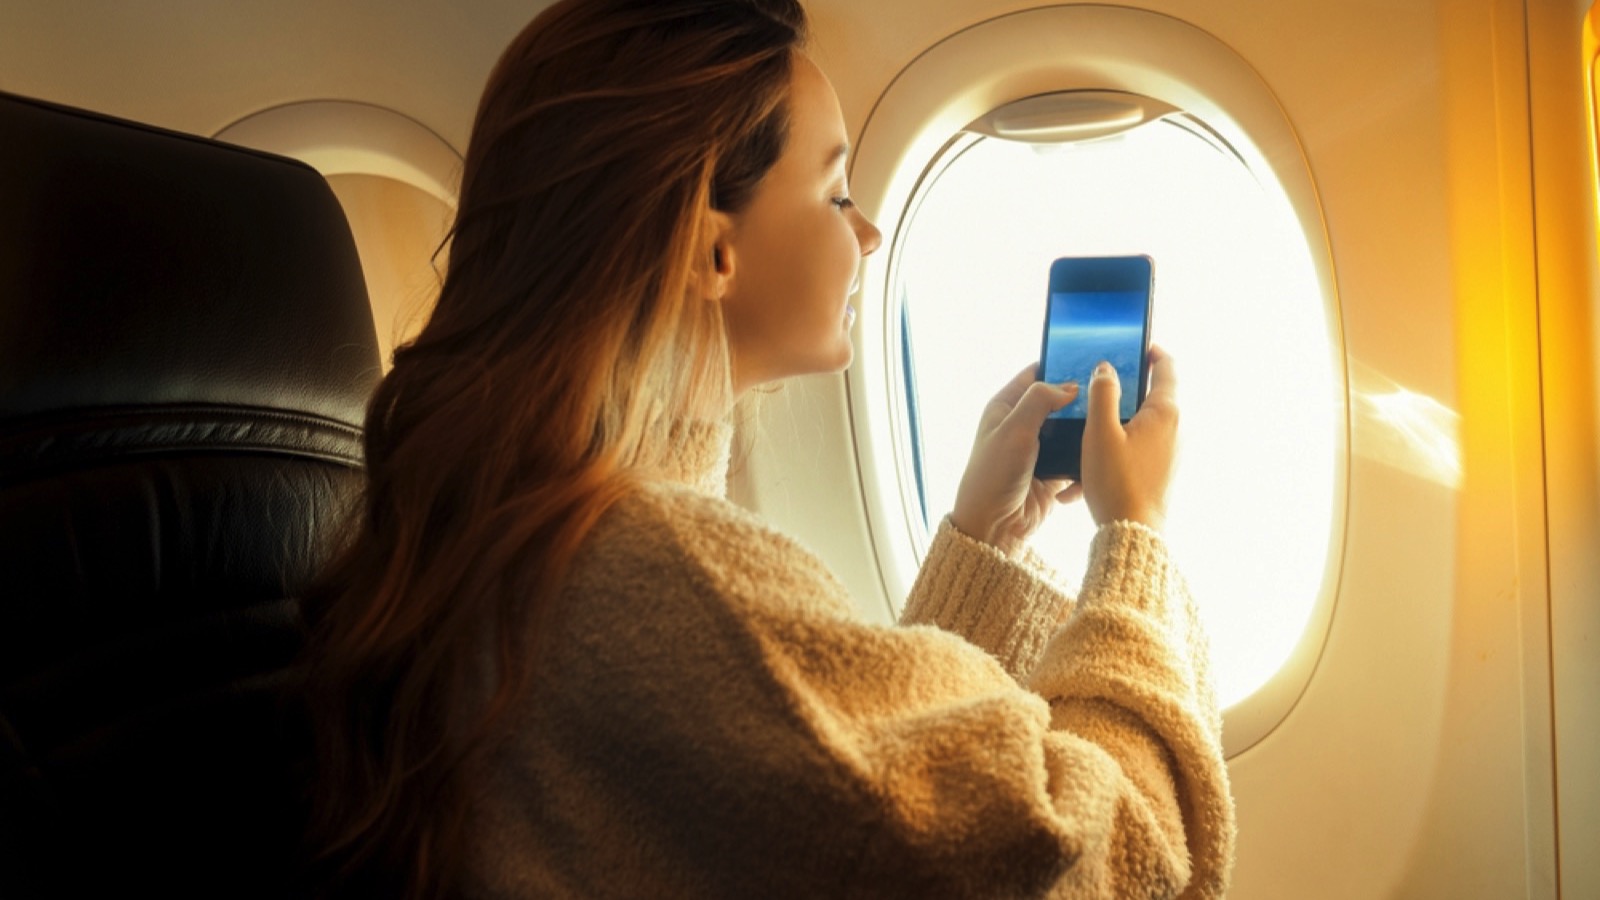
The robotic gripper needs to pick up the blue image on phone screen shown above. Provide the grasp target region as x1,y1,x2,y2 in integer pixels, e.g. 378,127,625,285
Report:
1042,289,1147,420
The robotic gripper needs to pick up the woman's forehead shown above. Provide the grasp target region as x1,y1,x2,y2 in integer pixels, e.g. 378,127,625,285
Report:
787,53,849,170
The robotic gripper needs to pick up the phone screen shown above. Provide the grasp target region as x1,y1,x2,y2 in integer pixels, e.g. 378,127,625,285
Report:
1042,287,1149,421
1035,255,1153,480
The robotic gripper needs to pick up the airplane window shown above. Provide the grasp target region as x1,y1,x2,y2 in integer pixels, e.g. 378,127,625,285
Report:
212,100,459,370
892,109,1339,710
325,174,451,368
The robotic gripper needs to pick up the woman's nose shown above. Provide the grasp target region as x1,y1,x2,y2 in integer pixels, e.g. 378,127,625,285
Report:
856,215,883,257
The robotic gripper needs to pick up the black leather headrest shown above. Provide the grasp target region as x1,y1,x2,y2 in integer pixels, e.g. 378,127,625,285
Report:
0,90,379,433
0,91,383,897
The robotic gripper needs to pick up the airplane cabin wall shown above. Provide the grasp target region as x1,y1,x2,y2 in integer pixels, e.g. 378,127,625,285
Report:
755,1,1592,896
1,1,1594,897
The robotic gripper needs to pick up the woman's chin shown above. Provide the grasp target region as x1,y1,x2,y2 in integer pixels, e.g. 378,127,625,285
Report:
828,324,857,366
836,348,855,372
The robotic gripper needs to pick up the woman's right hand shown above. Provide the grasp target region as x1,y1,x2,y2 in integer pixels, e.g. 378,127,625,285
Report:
1080,345,1179,531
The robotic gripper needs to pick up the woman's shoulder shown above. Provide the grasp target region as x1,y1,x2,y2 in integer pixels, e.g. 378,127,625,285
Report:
568,478,855,620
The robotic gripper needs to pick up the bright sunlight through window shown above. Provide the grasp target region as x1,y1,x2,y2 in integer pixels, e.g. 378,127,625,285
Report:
895,115,1339,709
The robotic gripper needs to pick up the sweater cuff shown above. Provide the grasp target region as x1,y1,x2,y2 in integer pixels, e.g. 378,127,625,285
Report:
1078,520,1181,619
900,518,1076,679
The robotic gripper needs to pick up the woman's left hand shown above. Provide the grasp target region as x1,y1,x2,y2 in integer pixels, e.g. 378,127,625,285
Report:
950,365,1080,558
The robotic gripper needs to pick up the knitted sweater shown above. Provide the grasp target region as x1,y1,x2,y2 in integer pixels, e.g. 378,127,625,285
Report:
465,425,1235,898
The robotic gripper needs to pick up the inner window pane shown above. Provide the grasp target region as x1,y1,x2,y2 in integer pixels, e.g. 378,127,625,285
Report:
895,118,1338,708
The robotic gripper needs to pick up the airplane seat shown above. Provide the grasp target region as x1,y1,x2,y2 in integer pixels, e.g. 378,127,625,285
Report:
0,90,381,897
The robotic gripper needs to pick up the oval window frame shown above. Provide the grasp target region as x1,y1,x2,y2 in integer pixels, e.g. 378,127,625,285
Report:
846,5,1350,756
213,99,461,207
214,100,462,368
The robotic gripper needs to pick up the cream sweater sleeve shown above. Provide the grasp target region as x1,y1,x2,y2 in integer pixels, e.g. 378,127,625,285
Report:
900,518,1078,679
900,517,1233,897
479,487,1235,900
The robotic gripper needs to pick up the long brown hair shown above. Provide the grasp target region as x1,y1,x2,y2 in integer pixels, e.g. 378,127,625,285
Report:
301,1,807,895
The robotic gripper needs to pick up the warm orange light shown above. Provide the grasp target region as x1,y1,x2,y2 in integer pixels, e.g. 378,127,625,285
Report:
1586,2,1600,251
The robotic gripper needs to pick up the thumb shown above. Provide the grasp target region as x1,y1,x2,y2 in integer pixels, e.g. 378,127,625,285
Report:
1086,361,1122,434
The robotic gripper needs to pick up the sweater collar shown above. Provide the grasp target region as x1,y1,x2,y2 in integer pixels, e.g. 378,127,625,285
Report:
660,418,733,496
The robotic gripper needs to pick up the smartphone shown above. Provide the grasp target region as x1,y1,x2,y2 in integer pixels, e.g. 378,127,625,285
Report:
1034,255,1155,481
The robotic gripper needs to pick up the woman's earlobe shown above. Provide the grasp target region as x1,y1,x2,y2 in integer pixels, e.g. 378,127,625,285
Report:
708,244,734,302
704,210,737,301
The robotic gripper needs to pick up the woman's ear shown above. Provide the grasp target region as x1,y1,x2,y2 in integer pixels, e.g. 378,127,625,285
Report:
704,210,737,302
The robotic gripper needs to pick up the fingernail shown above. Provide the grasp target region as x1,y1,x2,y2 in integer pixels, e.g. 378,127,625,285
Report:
1060,380,1079,393
1094,361,1114,379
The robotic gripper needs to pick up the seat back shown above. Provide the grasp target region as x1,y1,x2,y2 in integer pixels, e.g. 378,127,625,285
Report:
0,90,381,897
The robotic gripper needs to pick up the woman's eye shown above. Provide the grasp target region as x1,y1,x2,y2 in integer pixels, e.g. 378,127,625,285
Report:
831,196,855,211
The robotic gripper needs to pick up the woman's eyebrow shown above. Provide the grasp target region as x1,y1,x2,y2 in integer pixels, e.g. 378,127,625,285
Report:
826,142,850,169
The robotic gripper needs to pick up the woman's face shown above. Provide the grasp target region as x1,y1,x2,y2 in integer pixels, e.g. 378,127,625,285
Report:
719,54,882,394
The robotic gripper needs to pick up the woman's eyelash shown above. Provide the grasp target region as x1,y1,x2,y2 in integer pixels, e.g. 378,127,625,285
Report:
831,196,855,210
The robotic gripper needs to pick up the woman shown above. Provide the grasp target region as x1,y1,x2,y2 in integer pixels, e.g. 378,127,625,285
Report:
302,0,1235,897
